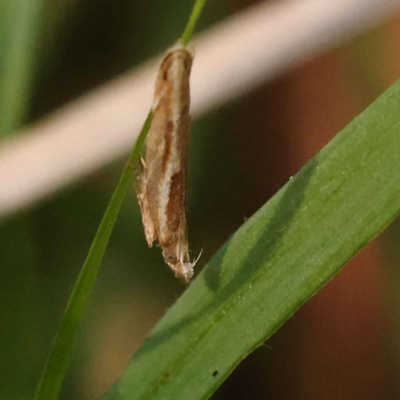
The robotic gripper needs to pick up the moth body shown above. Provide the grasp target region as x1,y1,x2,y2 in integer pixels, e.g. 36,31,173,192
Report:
137,45,197,283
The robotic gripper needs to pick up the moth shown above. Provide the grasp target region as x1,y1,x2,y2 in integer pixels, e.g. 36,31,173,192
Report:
137,44,198,283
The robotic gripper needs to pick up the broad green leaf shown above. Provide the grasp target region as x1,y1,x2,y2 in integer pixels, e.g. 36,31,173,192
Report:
103,80,400,400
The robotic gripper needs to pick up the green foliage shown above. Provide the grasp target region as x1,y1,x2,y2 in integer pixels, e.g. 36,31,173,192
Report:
0,0,43,135
33,113,153,400
181,0,207,46
33,0,207,398
101,80,400,400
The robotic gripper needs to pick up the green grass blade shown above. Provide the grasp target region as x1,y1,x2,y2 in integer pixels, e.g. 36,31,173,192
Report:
33,0,207,398
181,0,206,46
33,113,152,400
0,0,43,136
102,80,400,400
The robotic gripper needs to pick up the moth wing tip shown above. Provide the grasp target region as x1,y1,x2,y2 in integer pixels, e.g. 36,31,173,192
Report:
169,42,195,58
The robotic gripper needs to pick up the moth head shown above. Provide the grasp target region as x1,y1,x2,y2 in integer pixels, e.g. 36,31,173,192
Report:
162,248,194,284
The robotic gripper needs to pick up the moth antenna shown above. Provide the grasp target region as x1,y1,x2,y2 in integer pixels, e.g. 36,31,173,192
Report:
192,248,203,266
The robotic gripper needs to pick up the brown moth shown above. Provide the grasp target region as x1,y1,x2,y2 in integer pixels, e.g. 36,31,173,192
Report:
137,44,198,283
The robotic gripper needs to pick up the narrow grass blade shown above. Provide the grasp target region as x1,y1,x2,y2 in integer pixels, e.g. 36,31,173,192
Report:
33,114,152,400
33,0,207,397
181,0,206,46
102,80,400,400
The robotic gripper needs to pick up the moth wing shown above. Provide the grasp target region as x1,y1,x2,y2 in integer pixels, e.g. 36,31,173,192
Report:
136,159,156,247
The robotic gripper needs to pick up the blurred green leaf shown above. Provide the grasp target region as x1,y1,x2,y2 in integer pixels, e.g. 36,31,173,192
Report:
102,80,400,400
0,0,43,136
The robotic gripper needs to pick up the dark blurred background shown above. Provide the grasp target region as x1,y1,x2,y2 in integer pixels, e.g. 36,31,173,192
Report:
1,1,400,399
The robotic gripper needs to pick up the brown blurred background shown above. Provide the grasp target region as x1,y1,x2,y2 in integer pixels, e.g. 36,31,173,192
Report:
1,1,400,399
